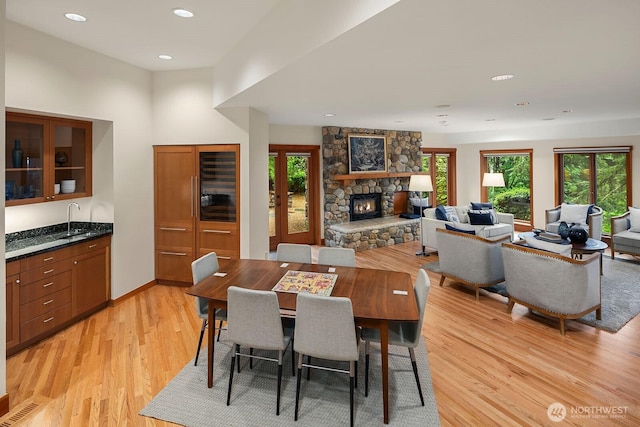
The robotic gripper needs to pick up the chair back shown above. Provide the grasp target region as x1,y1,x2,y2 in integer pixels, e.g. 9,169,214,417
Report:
294,293,359,362
413,269,430,339
191,252,219,317
317,247,356,267
276,243,312,263
227,286,286,351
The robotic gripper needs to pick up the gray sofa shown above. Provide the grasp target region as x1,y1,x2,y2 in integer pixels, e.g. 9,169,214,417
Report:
611,210,640,259
501,242,601,335
421,205,514,251
545,204,603,241
436,228,511,300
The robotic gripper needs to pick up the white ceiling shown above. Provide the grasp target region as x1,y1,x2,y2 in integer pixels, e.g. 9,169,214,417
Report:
6,0,640,141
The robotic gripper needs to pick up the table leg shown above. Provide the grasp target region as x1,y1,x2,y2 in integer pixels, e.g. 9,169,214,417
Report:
207,301,215,388
380,321,389,424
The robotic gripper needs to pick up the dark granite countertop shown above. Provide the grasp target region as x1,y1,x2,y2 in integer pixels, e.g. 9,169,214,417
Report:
6,222,113,262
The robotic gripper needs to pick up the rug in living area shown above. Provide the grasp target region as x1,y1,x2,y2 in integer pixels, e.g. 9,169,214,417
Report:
139,337,440,427
422,255,640,332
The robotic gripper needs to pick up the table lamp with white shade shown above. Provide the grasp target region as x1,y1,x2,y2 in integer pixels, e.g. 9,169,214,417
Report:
409,174,433,256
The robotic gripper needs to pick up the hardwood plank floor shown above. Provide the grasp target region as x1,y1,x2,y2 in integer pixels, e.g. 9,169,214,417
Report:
5,242,640,426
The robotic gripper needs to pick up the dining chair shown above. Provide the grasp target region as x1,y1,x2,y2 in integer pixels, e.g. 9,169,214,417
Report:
191,251,227,366
226,286,294,416
294,293,360,427
276,243,312,264
362,268,430,406
317,247,356,267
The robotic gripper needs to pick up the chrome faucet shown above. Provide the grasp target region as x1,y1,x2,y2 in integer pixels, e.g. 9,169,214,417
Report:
67,202,80,236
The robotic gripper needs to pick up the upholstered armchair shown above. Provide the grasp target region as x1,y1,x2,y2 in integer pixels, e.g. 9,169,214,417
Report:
545,203,603,241
501,242,601,335
611,210,640,259
436,228,511,300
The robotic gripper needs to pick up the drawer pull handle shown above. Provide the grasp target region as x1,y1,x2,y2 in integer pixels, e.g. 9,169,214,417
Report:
160,227,187,231
89,244,97,249
44,257,54,262
43,317,54,323
43,282,54,288
160,251,187,256
203,229,231,234
218,256,232,260
44,269,55,274
16,279,21,284
43,299,54,305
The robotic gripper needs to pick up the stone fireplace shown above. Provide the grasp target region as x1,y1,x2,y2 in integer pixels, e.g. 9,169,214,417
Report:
322,127,424,250
350,193,382,221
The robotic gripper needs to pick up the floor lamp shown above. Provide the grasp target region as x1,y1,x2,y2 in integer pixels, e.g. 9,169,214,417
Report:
482,172,505,202
409,175,433,256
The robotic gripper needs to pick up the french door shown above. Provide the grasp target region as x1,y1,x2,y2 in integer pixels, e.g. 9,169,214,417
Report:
269,145,320,250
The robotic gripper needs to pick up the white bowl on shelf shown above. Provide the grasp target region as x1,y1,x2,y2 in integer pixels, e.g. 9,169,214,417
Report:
60,179,76,193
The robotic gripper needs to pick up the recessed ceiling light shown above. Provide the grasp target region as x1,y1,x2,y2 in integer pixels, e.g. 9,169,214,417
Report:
491,74,514,81
562,109,573,113
434,104,451,109
436,114,448,117
158,54,173,60
485,119,496,122
173,8,194,18
64,13,87,22
323,113,336,117
515,102,530,106
542,118,556,121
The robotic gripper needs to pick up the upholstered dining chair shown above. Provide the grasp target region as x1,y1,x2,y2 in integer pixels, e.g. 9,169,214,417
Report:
294,293,360,427
226,286,294,416
276,243,312,264
191,252,227,366
317,247,356,267
362,268,430,406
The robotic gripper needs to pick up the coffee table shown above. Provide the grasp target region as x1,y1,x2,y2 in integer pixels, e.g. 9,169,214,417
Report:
519,232,608,273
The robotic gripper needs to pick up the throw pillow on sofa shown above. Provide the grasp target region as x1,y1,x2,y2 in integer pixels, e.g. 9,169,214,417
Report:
629,206,640,232
435,205,448,221
559,203,590,225
468,209,498,225
470,201,493,210
445,223,475,235
443,206,459,222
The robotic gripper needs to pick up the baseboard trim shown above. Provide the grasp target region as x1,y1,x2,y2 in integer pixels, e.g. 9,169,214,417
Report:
109,280,156,307
0,393,9,417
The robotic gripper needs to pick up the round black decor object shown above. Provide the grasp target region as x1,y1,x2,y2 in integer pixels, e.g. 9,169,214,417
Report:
568,226,589,244
558,221,570,239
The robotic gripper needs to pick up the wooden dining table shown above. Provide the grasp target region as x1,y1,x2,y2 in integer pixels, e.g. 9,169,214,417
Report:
186,258,419,424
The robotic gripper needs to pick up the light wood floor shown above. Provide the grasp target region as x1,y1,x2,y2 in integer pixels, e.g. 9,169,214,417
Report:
5,242,640,426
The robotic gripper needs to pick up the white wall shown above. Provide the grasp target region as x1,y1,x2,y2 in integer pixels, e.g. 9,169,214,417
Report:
5,21,152,299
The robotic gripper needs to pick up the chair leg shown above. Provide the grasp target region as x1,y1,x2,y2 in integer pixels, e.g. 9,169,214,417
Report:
217,320,223,342
277,362,283,416
295,354,303,421
439,275,446,287
355,360,358,389
194,319,207,366
364,341,370,397
227,345,238,406
250,347,254,369
408,348,425,406
291,349,296,377
349,365,355,427
306,356,311,380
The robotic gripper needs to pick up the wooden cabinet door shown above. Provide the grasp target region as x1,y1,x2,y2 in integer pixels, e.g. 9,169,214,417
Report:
6,263,21,349
71,247,109,316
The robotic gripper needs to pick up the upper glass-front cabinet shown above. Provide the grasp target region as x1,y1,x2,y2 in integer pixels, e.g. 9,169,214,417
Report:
199,146,238,222
5,112,92,206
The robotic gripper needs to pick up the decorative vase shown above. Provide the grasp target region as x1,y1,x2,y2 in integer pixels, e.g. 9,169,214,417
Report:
11,140,23,168
55,151,68,166
558,221,570,239
568,225,589,244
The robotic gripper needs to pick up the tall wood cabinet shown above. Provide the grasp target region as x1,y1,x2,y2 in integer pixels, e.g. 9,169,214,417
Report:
154,145,240,284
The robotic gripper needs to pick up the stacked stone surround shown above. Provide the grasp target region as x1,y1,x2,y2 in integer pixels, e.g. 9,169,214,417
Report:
325,218,420,251
322,126,423,250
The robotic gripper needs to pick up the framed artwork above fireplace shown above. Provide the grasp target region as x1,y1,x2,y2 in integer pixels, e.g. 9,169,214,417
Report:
348,134,387,173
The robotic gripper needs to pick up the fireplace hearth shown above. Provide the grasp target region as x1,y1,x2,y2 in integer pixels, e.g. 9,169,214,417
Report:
350,193,382,221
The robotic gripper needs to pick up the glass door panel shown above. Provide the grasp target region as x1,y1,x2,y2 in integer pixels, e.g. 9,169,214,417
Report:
269,154,277,239
199,151,237,222
286,154,310,234
6,119,45,201
53,124,87,195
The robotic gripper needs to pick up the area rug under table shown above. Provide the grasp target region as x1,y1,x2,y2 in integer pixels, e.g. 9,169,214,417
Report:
140,337,440,427
423,255,640,332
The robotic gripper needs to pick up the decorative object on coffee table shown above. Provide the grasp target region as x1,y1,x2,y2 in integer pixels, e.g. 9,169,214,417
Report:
568,224,589,244
558,221,570,239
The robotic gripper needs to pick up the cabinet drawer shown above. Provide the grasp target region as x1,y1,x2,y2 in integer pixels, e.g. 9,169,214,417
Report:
156,226,194,249
21,304,72,343
20,270,71,304
198,224,239,253
155,250,193,283
21,258,72,284
20,287,72,322
71,236,111,256
21,246,72,270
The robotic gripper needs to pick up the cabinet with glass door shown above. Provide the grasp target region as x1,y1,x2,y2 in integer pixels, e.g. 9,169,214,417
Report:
5,112,92,206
